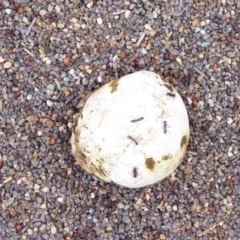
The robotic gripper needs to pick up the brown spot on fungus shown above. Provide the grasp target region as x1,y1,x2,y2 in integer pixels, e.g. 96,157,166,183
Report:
109,80,119,93
181,135,187,148
145,158,155,170
162,154,172,161
164,83,174,92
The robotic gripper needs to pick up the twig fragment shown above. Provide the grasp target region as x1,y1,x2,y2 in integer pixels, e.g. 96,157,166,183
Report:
26,17,37,37
113,10,125,15
136,32,146,47
193,66,207,78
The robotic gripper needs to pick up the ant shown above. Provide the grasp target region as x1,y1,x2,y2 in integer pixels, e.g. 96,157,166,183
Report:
163,121,168,134
132,167,138,178
127,135,138,145
131,117,144,123
166,92,176,97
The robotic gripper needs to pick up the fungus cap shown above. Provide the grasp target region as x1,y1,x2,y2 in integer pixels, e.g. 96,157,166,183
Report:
71,70,189,188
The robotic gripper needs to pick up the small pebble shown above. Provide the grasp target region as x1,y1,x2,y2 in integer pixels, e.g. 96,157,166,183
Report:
201,42,210,48
5,9,11,14
47,84,55,92
42,187,49,192
160,234,166,240
27,229,33,235
51,226,57,234
47,100,53,107
45,120,53,128
144,24,156,36
227,118,233,124
97,75,103,83
4,62,11,68
26,94,32,100
97,18,102,25
125,10,131,19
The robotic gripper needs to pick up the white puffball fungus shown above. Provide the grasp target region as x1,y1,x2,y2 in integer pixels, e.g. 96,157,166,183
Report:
71,70,190,188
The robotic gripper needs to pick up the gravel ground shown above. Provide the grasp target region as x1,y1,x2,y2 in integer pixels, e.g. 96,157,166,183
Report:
0,0,240,239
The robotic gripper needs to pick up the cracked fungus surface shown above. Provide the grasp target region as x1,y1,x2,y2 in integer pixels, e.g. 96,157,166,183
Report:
72,70,190,188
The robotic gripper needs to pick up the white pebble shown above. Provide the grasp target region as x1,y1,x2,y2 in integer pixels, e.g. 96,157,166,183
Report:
173,205,178,211
47,100,53,107
98,75,103,83
198,101,204,108
55,6,61,13
25,192,30,199
5,9,11,14
112,55,119,62
59,126,64,132
227,152,233,157
39,9,47,16
69,69,75,75
186,97,192,105
34,184,40,192
176,57,183,66
17,179,22,184
153,11,158,18
192,182,198,187
0,56,4,63
51,226,57,234
27,94,32,100
225,81,231,86
37,131,42,136
57,197,64,203
91,193,95,198
117,202,124,209
227,118,233,125
195,27,201,33
144,24,156,36
4,62,11,68
97,18,102,25
125,10,131,19
140,48,147,55
42,187,49,192
87,1,93,8
46,59,51,65
27,229,33,235
206,114,213,121
207,99,214,107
